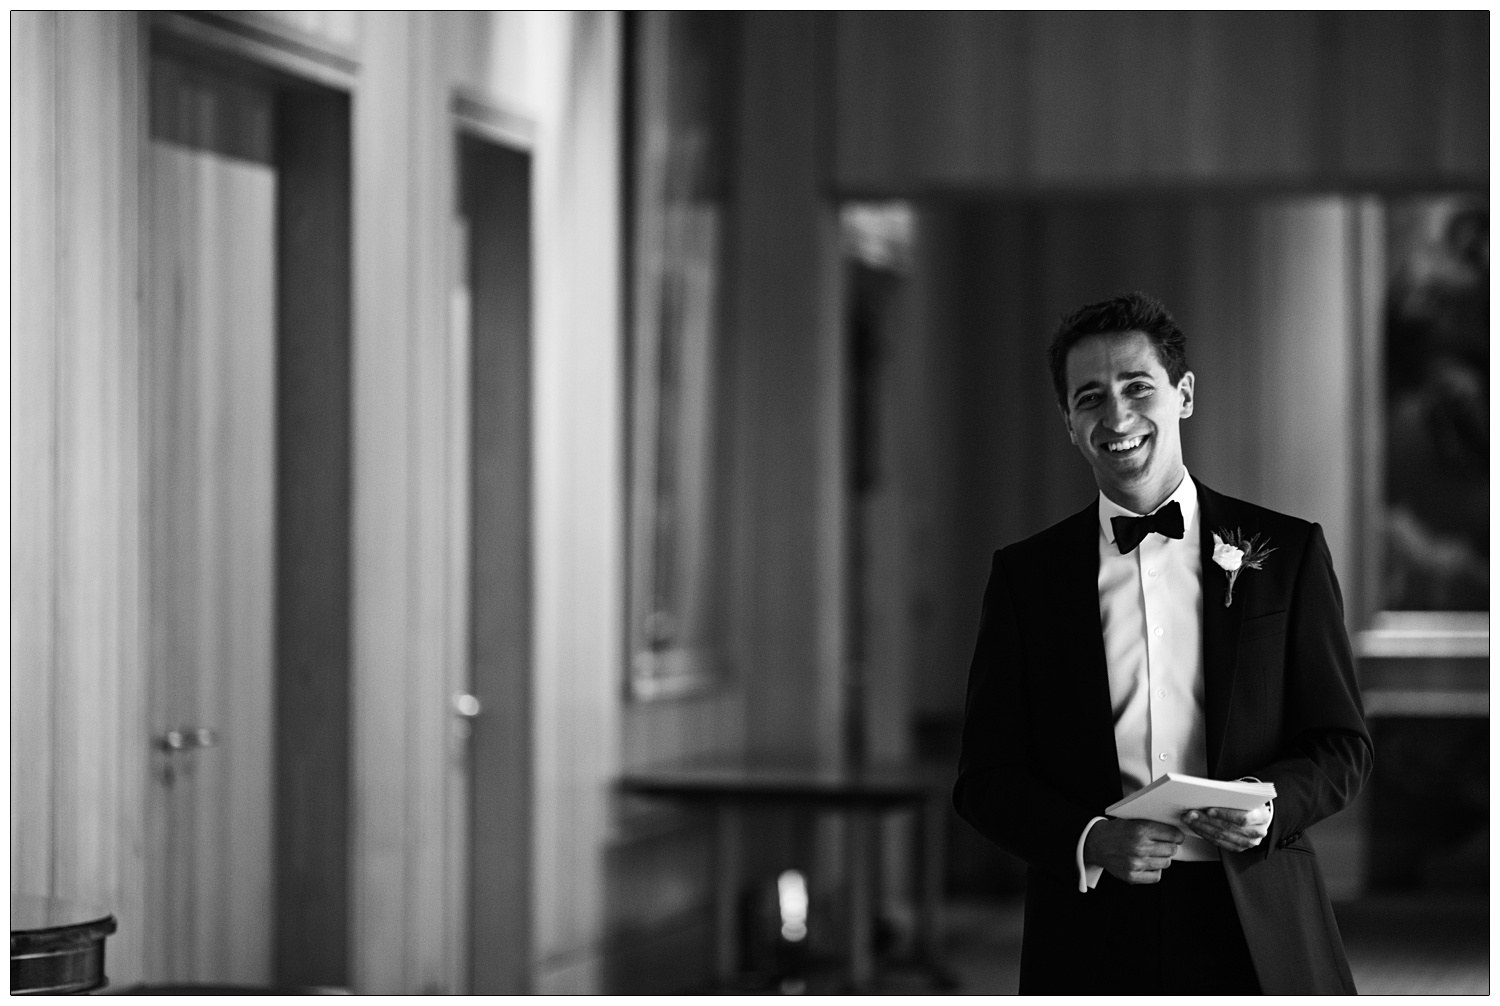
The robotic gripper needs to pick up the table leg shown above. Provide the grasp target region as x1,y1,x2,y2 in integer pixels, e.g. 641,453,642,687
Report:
916,796,959,988
713,803,741,987
846,810,876,990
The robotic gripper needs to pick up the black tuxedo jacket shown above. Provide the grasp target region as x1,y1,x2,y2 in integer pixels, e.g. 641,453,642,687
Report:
953,480,1373,993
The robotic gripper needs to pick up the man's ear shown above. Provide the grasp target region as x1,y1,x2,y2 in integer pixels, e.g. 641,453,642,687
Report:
1178,371,1195,419
1061,405,1077,445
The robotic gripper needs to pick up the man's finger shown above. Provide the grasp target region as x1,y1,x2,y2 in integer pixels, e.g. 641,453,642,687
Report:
1189,823,1263,851
1181,816,1264,851
1139,823,1186,843
1208,805,1272,826
1184,810,1266,836
1138,842,1182,860
1131,854,1173,869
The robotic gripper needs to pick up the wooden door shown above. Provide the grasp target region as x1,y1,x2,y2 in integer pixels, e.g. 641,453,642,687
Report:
457,130,534,995
142,60,277,985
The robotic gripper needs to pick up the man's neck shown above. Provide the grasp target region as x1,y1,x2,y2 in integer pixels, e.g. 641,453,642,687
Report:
1100,467,1186,516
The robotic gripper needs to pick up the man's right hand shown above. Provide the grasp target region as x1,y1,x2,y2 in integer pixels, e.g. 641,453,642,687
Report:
1083,818,1184,884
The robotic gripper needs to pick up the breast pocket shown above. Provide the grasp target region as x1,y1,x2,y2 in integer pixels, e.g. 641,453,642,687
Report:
1240,610,1287,643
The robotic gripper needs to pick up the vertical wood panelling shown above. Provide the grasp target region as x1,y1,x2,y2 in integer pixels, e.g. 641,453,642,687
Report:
350,10,416,993
1434,14,1490,176
59,12,146,985
1179,13,1321,182
404,12,454,994
113,19,150,982
729,13,839,763
833,11,1488,193
11,9,60,903
529,12,623,991
54,10,115,917
1249,201,1358,587
10,10,147,986
813,206,847,769
350,10,475,994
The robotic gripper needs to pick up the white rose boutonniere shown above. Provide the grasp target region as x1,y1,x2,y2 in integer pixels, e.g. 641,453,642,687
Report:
1211,528,1274,607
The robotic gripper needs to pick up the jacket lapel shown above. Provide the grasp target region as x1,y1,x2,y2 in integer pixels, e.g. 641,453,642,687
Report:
1057,500,1126,805
1197,481,1243,777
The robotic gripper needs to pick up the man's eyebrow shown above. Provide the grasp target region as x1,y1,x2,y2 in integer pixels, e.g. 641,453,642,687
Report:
1069,379,1103,402
1117,370,1154,381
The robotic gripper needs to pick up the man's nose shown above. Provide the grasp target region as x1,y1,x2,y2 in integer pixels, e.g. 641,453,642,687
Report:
1101,393,1130,429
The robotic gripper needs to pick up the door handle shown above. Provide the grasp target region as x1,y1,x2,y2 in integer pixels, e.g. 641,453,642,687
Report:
452,693,481,741
156,727,219,752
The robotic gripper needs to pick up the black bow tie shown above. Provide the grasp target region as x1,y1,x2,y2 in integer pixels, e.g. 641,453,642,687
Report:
1111,500,1184,555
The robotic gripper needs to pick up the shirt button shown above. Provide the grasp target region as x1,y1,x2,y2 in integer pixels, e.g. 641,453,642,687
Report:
1152,626,1164,637
1157,689,1167,698
1147,567,1158,577
1159,752,1169,761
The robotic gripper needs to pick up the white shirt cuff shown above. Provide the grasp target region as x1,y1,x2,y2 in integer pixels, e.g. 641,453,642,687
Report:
1075,815,1108,893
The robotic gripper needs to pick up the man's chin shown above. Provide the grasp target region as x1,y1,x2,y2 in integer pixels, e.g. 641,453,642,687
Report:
1095,453,1150,485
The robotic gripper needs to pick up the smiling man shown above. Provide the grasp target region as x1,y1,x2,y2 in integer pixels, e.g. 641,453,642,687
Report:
953,292,1373,993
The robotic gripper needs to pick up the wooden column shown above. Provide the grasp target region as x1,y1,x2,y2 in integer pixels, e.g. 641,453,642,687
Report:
10,10,148,988
348,10,459,993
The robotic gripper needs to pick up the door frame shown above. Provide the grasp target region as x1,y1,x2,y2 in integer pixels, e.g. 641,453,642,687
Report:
142,13,355,989
450,89,538,995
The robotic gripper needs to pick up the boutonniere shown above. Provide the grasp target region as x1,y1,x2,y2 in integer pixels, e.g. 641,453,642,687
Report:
1211,528,1275,607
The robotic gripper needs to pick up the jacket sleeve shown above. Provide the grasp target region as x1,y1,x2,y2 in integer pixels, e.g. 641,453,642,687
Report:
953,550,1101,886
1242,522,1374,862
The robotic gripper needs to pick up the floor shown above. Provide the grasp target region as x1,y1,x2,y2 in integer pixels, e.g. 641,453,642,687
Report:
925,892,1489,995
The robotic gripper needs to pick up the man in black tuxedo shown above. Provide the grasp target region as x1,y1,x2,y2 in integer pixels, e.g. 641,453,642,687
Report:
953,293,1373,993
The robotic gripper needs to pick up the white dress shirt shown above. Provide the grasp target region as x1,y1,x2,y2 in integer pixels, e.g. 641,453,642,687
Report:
1075,470,1219,892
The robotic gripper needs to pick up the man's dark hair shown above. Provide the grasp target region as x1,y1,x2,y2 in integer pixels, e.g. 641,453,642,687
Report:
1047,292,1189,409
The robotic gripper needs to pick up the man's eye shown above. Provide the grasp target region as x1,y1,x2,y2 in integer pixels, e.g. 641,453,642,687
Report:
1128,383,1153,395
1075,395,1099,408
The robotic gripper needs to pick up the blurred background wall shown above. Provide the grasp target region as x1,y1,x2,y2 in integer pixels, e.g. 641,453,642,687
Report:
10,10,1486,994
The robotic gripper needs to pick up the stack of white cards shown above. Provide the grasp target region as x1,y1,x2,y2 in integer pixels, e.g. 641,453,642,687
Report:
1106,773,1277,825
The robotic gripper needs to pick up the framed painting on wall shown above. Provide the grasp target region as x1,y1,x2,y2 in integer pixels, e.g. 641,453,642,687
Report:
625,11,736,699
1357,193,1488,677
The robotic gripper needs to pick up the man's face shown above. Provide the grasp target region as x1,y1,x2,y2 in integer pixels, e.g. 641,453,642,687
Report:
1060,330,1194,510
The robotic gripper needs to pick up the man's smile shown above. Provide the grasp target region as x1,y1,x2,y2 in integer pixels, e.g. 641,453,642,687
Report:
1102,434,1148,454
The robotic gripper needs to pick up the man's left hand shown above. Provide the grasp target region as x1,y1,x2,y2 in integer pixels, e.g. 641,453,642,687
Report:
1181,804,1271,853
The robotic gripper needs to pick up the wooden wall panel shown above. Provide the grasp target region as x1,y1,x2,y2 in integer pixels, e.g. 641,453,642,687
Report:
348,10,461,994
11,9,61,904
1240,202,1359,577
10,10,148,987
728,13,844,764
404,12,456,995
834,11,1489,194
347,11,414,993
527,13,624,991
68,12,147,985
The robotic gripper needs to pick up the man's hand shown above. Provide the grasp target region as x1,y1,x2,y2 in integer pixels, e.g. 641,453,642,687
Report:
1083,818,1184,884
1180,804,1271,853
